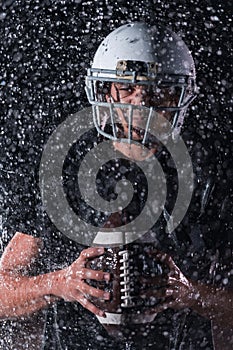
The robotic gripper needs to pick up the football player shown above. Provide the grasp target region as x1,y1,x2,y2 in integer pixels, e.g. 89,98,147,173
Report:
0,22,232,349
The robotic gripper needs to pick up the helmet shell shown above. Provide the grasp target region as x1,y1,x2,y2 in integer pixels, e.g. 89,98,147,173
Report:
92,22,195,78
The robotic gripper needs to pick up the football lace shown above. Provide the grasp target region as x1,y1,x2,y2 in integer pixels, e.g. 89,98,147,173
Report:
118,249,135,308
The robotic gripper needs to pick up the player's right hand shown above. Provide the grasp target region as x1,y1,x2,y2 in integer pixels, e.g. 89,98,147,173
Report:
51,247,111,317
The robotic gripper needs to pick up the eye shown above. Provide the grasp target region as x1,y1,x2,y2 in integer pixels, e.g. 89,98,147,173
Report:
118,84,133,93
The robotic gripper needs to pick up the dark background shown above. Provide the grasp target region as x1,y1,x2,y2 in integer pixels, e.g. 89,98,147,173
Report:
0,2,232,347
0,0,232,239
0,0,232,144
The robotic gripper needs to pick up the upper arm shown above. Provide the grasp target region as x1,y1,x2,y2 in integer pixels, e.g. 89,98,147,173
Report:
0,232,43,272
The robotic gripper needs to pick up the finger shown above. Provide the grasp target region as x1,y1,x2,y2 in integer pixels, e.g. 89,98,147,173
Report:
79,247,105,260
79,282,110,300
75,291,106,318
163,298,186,310
168,276,189,289
152,252,181,276
165,287,180,298
74,247,105,269
79,268,111,281
168,276,184,286
143,250,179,275
164,289,188,310
146,250,170,263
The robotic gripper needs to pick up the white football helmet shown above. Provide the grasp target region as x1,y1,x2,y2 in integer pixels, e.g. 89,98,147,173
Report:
85,22,196,143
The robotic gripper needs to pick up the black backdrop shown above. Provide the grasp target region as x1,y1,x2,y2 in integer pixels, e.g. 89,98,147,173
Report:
0,0,232,248
0,0,232,139
0,1,232,348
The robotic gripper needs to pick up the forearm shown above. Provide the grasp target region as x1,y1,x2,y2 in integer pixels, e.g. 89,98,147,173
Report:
192,282,233,328
0,270,62,318
0,233,109,319
192,285,233,349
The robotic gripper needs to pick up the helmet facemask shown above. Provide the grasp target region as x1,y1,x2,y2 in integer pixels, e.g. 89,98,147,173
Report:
86,64,196,144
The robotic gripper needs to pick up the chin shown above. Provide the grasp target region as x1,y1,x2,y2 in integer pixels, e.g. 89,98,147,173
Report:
113,141,157,161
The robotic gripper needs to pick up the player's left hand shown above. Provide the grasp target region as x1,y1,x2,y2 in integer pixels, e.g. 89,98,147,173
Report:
140,251,200,313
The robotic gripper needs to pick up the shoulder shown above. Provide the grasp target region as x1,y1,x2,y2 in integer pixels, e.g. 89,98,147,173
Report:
182,129,231,185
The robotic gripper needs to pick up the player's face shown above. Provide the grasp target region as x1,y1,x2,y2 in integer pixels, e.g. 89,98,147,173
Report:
110,82,178,110
106,82,179,142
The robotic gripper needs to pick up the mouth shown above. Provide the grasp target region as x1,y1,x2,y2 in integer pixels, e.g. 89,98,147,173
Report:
116,123,144,140
115,123,159,148
131,126,146,141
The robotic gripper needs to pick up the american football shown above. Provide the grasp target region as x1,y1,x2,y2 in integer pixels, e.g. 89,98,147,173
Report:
86,242,168,339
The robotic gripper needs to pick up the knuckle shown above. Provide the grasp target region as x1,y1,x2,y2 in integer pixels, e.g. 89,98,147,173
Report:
75,268,84,278
80,248,89,257
83,269,93,278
